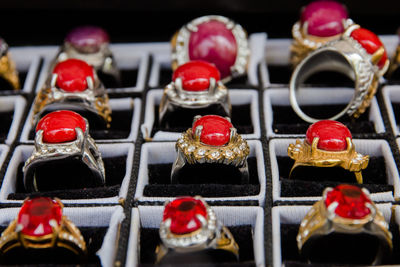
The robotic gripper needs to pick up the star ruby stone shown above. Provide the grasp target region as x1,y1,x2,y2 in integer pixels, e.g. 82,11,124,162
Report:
36,110,87,143
163,197,208,235
350,27,388,69
18,197,63,237
306,120,352,151
53,59,94,92
193,115,233,146
65,25,110,53
300,0,348,37
325,185,372,219
188,19,237,79
173,60,221,91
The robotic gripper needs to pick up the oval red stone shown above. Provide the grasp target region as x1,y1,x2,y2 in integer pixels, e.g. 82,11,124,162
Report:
163,197,207,234
173,60,221,91
350,28,387,69
53,59,94,92
65,25,109,53
306,120,352,151
301,0,348,37
188,19,237,79
36,110,87,143
325,184,371,219
192,115,233,146
18,197,63,237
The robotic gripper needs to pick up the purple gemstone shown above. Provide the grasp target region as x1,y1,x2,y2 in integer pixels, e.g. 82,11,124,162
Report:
300,0,348,37
65,26,109,53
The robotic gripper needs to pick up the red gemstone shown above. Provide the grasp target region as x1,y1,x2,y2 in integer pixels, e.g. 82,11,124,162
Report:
301,0,348,37
350,28,387,69
192,115,233,146
325,185,371,219
36,110,87,143
65,25,109,53
18,197,63,237
173,61,221,91
53,59,94,92
188,20,237,79
306,120,352,151
163,197,208,234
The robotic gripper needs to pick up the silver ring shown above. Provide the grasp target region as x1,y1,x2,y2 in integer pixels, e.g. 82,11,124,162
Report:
23,111,105,192
289,25,389,123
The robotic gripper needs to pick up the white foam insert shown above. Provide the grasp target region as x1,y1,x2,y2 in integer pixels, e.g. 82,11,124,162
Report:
134,140,266,204
382,85,400,136
20,97,141,143
141,89,261,141
271,204,392,267
269,139,398,202
0,205,124,267
126,206,264,267
263,88,385,138
0,96,27,145
0,143,135,204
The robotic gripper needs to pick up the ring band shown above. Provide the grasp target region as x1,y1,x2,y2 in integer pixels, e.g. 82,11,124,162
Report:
0,197,87,256
290,25,389,123
155,196,238,264
23,110,105,192
0,38,20,90
297,185,392,265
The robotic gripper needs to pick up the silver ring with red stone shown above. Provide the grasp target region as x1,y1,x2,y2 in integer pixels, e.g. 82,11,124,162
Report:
297,185,392,265
23,110,105,192
53,25,120,83
155,196,239,264
33,58,112,128
171,15,250,83
290,25,389,123
171,115,250,184
159,61,231,125
290,0,354,66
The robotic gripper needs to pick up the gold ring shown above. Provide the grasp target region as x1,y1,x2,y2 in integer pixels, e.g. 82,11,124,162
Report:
0,38,19,90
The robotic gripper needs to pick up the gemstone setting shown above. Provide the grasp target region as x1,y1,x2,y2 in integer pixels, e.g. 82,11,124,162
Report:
173,60,220,91
53,59,94,92
65,25,109,53
306,120,352,151
192,115,233,146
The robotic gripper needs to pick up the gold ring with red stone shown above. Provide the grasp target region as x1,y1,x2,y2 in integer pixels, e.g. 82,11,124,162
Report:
171,115,250,184
288,120,369,184
0,38,20,90
290,0,354,67
0,197,87,257
32,58,111,128
297,184,392,265
155,196,239,264
171,15,250,83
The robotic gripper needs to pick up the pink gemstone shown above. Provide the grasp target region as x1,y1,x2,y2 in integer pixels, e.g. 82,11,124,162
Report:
188,20,237,79
301,0,348,37
65,26,110,53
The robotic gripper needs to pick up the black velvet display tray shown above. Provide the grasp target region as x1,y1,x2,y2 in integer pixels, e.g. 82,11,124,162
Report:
0,111,15,142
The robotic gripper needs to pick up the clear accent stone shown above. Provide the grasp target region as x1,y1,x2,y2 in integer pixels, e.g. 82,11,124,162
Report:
225,150,233,157
197,149,206,156
233,147,241,154
239,143,247,150
187,145,196,152
211,151,220,158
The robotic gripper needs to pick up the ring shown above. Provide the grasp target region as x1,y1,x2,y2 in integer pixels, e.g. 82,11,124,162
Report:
386,28,400,79
289,25,389,123
171,15,250,82
53,25,120,84
155,196,239,264
171,115,250,184
297,184,392,265
0,38,20,90
290,0,354,66
159,60,231,127
32,58,112,127
23,110,105,192
0,197,87,257
288,120,369,184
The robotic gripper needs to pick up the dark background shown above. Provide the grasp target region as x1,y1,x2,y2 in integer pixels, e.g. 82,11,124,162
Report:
1,0,399,46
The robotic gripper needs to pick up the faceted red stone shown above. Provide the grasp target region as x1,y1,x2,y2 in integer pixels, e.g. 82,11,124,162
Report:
18,197,63,237
306,120,352,151
188,20,237,79
36,110,87,143
172,60,221,91
350,28,387,69
325,185,371,219
65,25,109,53
300,0,348,37
53,59,94,92
192,115,233,146
163,197,208,235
